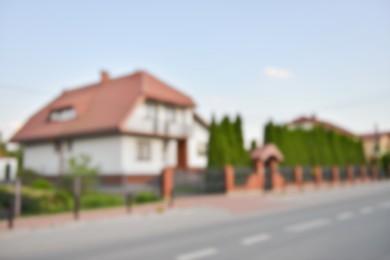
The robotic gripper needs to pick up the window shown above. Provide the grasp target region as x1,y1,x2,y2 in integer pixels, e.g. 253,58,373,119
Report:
197,143,207,156
145,102,157,119
49,107,76,122
137,140,151,161
166,107,176,122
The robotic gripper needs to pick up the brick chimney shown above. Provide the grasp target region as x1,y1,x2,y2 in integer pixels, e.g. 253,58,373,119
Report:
100,70,110,83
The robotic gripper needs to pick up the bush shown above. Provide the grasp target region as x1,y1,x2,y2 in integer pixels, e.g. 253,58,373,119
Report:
18,169,41,185
30,179,53,190
0,186,73,216
133,192,159,204
81,192,124,209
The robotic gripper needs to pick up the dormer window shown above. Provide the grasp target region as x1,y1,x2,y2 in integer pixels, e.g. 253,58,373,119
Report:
49,107,76,122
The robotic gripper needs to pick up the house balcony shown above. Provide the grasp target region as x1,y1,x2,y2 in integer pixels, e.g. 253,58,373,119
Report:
127,117,191,138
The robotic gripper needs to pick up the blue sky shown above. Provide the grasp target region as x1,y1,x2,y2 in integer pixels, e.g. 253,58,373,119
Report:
0,0,389,144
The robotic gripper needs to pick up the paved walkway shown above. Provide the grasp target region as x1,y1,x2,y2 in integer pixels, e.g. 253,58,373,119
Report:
0,179,380,232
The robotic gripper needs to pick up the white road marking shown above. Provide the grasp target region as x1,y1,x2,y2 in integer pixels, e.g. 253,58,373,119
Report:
379,201,390,209
360,207,373,214
241,233,271,246
286,219,331,233
177,247,218,260
337,211,354,221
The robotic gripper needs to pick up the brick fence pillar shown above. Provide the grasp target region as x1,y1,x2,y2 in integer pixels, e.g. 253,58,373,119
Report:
162,167,174,200
294,166,303,190
270,160,284,191
224,165,235,193
313,166,322,188
254,159,265,191
346,165,354,184
331,166,340,185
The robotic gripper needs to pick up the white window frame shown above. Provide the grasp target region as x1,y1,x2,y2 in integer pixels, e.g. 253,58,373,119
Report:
145,102,157,120
166,106,176,123
49,107,77,122
137,140,151,161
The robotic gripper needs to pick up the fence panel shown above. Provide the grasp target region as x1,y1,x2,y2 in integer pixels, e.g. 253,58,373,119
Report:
353,166,360,179
302,167,314,182
173,170,205,197
378,167,386,180
203,168,226,194
234,167,253,186
322,167,332,181
339,167,347,181
264,167,272,191
280,167,295,184
367,167,373,179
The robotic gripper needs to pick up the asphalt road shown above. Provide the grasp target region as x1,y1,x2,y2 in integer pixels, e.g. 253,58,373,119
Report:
1,182,390,260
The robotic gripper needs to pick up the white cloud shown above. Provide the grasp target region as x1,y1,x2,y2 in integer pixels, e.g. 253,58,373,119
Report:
264,66,292,79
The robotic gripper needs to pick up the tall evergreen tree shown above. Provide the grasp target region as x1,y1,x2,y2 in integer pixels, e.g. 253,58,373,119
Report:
233,114,249,166
207,116,217,167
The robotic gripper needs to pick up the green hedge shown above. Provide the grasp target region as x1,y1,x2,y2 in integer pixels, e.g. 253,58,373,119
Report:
381,153,390,174
0,186,72,215
264,122,366,167
132,192,159,204
0,186,161,217
81,192,124,209
208,115,250,167
30,179,54,190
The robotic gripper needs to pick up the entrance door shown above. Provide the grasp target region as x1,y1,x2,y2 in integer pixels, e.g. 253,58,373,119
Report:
264,167,273,191
177,139,188,169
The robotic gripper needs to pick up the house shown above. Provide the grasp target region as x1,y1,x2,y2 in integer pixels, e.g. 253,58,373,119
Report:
288,115,356,138
0,153,18,182
11,70,209,185
359,131,390,162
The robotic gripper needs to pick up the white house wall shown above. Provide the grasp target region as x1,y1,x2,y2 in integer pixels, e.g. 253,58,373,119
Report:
121,136,177,175
23,136,122,176
23,143,60,176
69,136,122,174
188,120,209,169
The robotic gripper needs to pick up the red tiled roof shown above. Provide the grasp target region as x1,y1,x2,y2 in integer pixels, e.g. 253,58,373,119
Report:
194,113,209,129
290,116,356,137
251,144,284,162
359,131,390,140
11,71,195,143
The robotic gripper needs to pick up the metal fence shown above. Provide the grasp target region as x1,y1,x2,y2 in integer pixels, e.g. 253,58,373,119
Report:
339,167,347,181
353,166,360,178
173,170,205,196
322,167,332,181
302,167,314,182
204,168,226,194
234,167,253,186
264,167,272,191
173,168,226,197
279,167,295,184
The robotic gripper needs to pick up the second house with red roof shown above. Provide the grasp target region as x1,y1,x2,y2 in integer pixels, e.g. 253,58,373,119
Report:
11,70,209,186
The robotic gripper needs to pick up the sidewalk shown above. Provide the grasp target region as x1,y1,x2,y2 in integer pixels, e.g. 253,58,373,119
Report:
0,179,383,232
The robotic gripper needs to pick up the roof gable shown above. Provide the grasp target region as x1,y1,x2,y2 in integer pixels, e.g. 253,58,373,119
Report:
11,71,195,143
